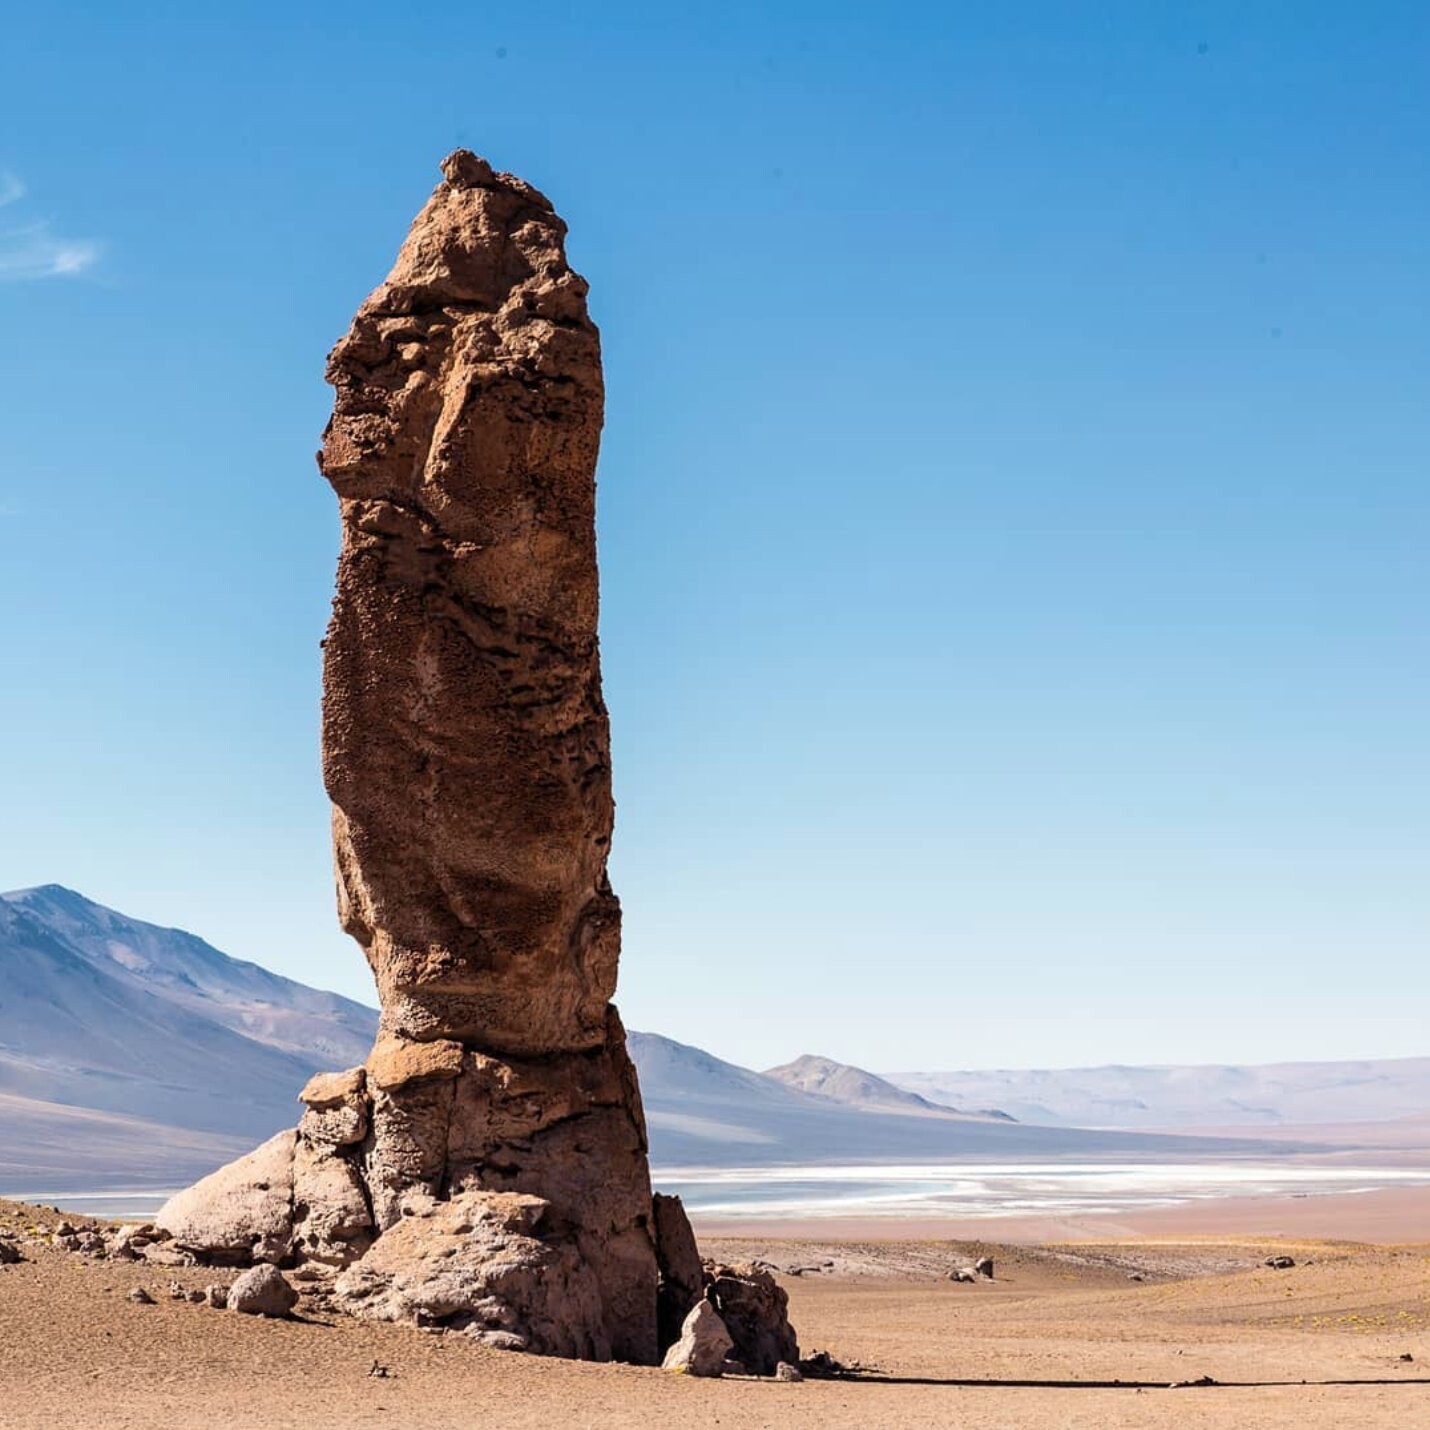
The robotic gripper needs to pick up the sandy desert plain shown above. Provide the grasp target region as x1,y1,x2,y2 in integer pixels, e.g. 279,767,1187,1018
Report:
2,1177,1427,1430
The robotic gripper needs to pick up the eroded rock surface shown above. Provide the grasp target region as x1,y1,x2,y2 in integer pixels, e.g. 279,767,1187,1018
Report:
319,148,616,1058
703,1261,800,1376
334,1191,611,1357
153,151,711,1367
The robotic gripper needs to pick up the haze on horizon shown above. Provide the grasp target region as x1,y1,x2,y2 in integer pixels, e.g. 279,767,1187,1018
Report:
2,2,1426,1074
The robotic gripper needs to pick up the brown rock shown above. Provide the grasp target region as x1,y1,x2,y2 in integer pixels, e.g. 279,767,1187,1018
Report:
703,1261,800,1376
319,150,616,1058
298,1067,370,1146
366,1036,466,1091
315,149,659,1361
652,1193,703,1354
300,1068,366,1105
151,150,669,1365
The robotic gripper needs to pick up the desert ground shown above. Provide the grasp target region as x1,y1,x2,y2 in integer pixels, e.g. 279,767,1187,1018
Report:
2,1195,1428,1429
692,1180,1430,1245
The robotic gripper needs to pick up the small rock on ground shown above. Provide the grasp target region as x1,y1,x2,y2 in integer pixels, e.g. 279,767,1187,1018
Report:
228,1264,298,1318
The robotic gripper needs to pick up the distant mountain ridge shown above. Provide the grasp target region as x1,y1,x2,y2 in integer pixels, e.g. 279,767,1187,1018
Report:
886,1058,1430,1129
6,885,376,1064
0,885,1354,1195
0,884,378,1189
628,1031,1271,1168
762,1052,1013,1121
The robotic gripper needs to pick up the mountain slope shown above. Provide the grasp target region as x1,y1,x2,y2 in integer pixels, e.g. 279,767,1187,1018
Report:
627,1032,1277,1168
1,887,1325,1195
886,1059,1430,1129
0,885,378,1187
763,1053,1011,1119
4,885,375,1064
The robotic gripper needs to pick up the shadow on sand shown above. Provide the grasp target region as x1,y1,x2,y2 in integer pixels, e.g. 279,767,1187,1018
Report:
839,1373,1430,1390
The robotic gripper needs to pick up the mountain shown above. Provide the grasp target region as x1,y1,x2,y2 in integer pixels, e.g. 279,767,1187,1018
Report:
0,885,1313,1196
627,1032,1271,1168
0,884,378,1190
762,1052,1012,1120
5,885,375,1065
885,1059,1430,1129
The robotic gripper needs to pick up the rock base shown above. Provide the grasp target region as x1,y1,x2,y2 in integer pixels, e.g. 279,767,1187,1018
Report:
156,1010,727,1365
156,1046,800,1370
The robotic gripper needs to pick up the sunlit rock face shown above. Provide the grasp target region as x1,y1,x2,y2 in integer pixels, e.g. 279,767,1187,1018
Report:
319,148,619,1059
158,152,702,1367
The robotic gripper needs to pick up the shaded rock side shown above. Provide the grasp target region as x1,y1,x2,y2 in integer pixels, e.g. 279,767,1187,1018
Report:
703,1261,800,1376
652,1192,704,1353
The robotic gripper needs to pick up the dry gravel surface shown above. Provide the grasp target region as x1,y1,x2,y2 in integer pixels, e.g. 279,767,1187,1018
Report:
2,1201,1427,1428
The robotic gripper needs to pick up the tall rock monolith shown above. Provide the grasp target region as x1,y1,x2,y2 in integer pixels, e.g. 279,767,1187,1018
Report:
158,151,709,1365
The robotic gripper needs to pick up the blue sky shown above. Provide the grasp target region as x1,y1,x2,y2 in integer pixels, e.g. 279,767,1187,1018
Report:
2,2,1426,1072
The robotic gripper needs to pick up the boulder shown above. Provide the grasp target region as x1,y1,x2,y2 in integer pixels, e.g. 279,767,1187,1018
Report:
703,1261,799,1376
661,1301,734,1377
228,1264,298,1318
333,1191,611,1359
156,1130,296,1265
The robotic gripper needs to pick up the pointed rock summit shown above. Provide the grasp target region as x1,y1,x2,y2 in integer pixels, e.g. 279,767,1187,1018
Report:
154,152,789,1366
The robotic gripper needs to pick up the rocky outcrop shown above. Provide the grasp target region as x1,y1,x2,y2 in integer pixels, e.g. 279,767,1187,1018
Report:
318,146,616,1059
154,150,718,1368
702,1262,799,1376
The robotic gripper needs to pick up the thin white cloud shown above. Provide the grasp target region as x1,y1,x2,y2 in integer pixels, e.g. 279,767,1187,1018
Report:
0,170,99,281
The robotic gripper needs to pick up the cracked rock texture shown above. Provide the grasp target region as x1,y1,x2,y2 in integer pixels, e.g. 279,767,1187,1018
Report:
319,147,617,1057
155,151,793,1371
